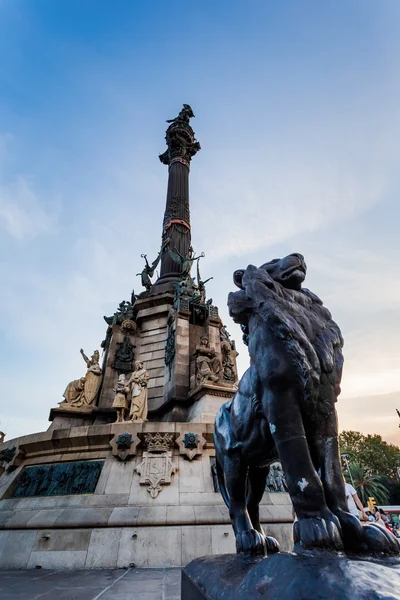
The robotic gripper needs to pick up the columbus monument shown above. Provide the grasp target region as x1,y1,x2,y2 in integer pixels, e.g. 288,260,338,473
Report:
0,106,293,569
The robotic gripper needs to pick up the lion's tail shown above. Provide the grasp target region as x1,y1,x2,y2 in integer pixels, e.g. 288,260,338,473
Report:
215,456,230,509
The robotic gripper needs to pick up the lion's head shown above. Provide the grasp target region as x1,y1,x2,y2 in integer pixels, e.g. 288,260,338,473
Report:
228,253,343,418
233,253,307,292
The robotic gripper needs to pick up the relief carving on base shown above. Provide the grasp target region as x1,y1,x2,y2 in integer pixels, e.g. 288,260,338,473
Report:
109,430,140,462
175,431,206,461
136,451,177,498
193,335,222,386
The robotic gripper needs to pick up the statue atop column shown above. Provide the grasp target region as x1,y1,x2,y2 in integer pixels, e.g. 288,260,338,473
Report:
159,104,201,167
157,105,201,284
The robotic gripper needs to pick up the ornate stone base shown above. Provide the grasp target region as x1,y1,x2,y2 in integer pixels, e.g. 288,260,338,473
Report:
182,552,400,600
0,423,293,569
187,383,236,423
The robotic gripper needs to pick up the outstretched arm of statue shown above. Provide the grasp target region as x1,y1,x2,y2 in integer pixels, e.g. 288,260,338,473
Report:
80,349,90,366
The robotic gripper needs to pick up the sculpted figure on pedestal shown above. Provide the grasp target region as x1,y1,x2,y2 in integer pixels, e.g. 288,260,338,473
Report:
137,240,169,292
112,374,130,423
221,341,237,384
166,104,195,125
195,335,222,385
128,361,150,422
168,245,205,282
62,349,102,408
214,253,399,557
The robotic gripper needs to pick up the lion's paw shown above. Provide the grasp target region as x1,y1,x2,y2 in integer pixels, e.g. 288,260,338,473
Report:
265,535,280,554
362,523,400,556
236,528,267,555
334,508,364,552
293,514,343,552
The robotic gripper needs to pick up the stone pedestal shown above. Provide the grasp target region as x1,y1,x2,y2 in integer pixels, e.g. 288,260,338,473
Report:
187,383,236,423
0,423,293,569
182,552,400,600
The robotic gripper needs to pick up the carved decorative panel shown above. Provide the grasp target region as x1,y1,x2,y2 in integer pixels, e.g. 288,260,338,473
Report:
10,460,104,498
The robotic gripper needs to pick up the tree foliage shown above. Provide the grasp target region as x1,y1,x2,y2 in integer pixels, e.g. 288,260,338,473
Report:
340,430,400,480
344,462,390,505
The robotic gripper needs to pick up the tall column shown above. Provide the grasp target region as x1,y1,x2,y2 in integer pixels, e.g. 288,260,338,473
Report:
156,105,200,284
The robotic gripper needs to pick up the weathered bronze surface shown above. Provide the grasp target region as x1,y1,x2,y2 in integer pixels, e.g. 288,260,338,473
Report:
214,253,400,557
11,460,104,498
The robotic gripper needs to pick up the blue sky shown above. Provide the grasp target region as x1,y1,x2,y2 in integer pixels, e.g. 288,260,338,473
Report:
0,1,399,443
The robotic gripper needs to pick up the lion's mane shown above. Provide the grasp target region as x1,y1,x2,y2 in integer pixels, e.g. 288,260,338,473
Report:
228,264,344,418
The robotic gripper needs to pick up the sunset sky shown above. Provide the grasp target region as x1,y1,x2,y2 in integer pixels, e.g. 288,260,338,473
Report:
0,1,399,444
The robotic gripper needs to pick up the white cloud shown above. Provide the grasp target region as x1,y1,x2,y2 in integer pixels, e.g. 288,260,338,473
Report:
193,152,387,262
0,134,58,240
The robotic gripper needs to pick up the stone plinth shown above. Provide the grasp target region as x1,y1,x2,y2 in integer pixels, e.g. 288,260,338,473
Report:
187,383,236,423
0,423,293,569
182,552,400,600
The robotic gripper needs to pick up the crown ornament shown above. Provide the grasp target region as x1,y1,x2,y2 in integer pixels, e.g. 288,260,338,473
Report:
143,433,174,452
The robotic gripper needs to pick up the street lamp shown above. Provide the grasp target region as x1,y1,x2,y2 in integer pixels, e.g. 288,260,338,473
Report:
341,453,355,487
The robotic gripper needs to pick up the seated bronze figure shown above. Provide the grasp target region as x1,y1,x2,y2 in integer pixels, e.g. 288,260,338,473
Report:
214,253,399,557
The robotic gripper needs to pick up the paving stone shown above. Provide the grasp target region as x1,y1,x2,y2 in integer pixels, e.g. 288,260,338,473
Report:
0,568,182,599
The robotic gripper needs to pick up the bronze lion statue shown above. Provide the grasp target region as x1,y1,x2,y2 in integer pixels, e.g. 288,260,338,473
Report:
214,253,399,556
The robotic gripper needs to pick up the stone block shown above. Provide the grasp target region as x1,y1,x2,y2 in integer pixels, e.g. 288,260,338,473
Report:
178,458,205,494
104,459,136,495
261,504,293,522
86,493,129,507
29,497,59,510
141,317,167,332
137,506,167,525
141,328,167,340
181,492,224,506
68,426,90,449
270,492,292,505
137,304,171,319
147,375,165,389
108,506,140,527
148,387,164,401
142,422,176,433
4,509,39,528
211,525,235,554
166,505,195,526
145,357,165,369
19,431,54,454
194,505,227,525
33,529,91,552
54,508,112,528
53,495,91,508
51,428,73,452
0,531,10,555
26,509,64,528
118,526,182,568
182,550,400,600
0,498,21,511
262,522,294,552
85,528,121,568
10,498,38,510
0,510,14,528
187,394,229,423
182,525,212,565
27,550,87,570
147,366,165,378
0,530,36,568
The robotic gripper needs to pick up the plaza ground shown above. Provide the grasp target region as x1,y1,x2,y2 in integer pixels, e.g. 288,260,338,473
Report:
0,567,181,599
